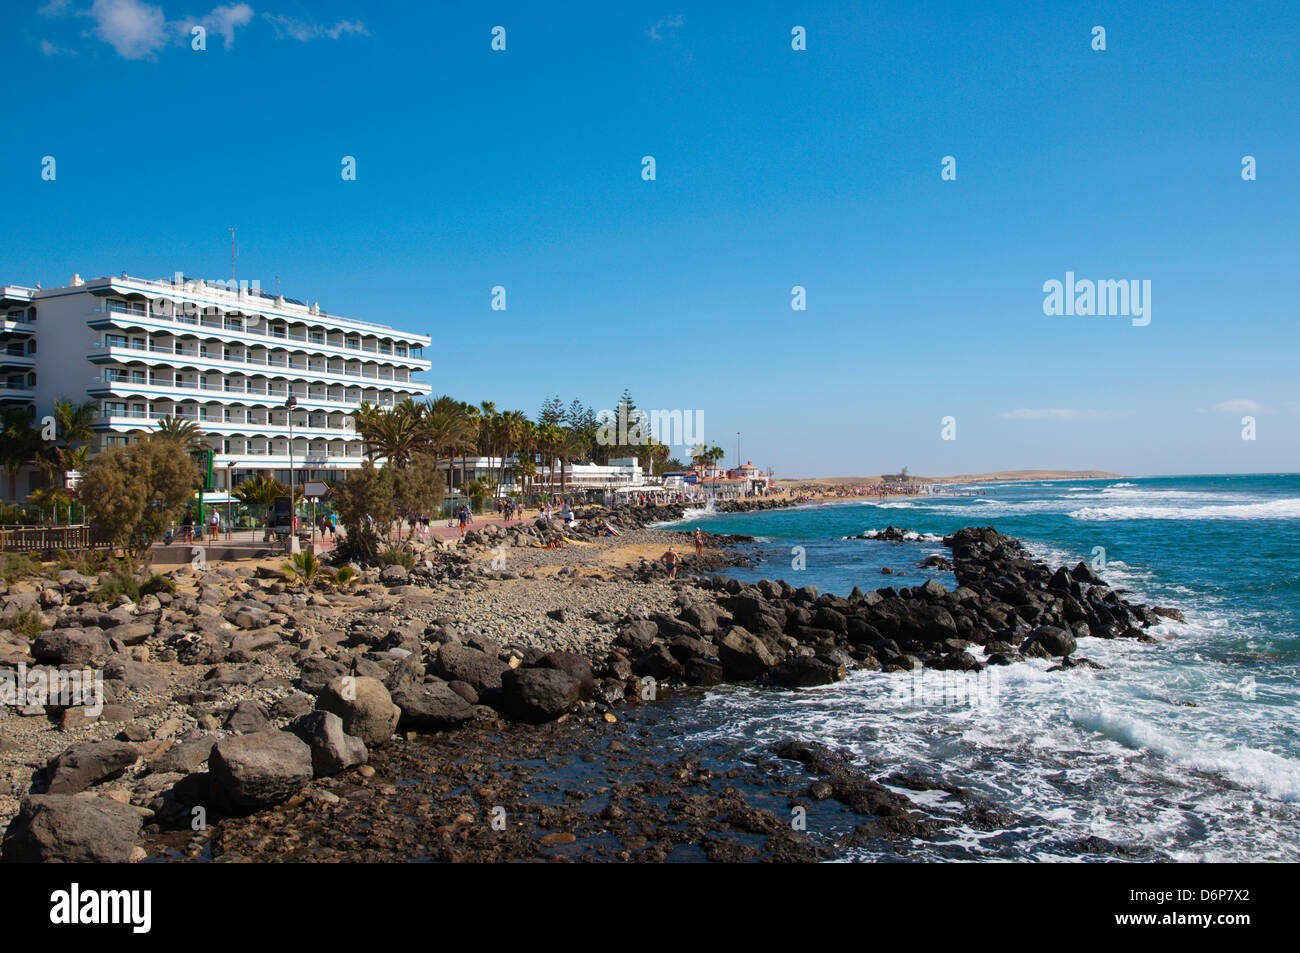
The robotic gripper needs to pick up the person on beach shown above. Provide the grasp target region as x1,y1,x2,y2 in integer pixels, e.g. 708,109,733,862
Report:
694,528,704,557
661,546,679,578
458,507,468,536
210,508,220,539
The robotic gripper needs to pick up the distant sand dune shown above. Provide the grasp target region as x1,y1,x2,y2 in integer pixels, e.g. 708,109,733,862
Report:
796,469,1125,485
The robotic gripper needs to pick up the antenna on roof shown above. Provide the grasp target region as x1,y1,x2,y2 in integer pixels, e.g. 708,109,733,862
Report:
229,227,237,281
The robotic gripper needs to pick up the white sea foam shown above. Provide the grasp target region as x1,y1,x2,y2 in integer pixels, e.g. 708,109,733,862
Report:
1073,708,1300,803
1069,498,1300,521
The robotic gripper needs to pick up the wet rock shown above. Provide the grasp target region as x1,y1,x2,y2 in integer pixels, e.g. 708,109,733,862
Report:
717,626,778,681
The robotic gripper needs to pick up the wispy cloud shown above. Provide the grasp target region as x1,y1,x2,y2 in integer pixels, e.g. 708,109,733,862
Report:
647,14,684,41
41,0,253,59
1211,398,1262,414
1000,408,1131,422
179,3,254,50
263,13,368,42
40,38,78,55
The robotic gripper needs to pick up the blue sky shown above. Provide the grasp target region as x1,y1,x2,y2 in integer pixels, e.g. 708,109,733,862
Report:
4,1,1298,477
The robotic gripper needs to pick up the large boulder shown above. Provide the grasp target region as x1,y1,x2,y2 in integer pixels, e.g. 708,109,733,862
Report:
536,651,595,700
209,730,313,810
716,626,778,681
1026,625,1076,657
288,711,367,777
2,794,142,863
500,668,582,723
435,643,509,694
35,740,139,795
31,628,110,667
391,680,476,732
315,676,399,746
771,655,847,688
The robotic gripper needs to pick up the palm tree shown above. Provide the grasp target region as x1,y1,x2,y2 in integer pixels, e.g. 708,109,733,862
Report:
353,399,423,466
0,407,43,502
536,422,562,493
233,474,293,505
557,428,586,494
457,401,480,492
27,484,71,525
422,395,475,490
153,415,211,453
494,409,526,497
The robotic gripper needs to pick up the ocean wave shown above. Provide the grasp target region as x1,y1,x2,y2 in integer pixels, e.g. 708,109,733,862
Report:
1069,498,1300,521
1073,708,1300,803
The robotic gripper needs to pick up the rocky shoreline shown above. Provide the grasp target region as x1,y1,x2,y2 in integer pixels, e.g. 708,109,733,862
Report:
0,517,1178,863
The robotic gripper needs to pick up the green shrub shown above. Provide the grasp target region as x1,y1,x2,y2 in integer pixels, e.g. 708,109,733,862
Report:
140,573,175,596
92,572,142,604
1,608,48,640
378,547,414,571
1,554,44,584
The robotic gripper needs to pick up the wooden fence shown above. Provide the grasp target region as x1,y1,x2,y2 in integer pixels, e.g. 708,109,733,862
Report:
0,525,112,554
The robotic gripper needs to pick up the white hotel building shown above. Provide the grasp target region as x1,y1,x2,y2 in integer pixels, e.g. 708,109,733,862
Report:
0,273,431,502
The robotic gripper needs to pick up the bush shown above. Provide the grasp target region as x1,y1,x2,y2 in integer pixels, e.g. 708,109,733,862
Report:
92,572,142,604
332,524,383,567
140,573,175,596
378,547,415,570
1,553,44,584
1,608,48,640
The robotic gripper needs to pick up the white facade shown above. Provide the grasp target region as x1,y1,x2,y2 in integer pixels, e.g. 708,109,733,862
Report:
0,273,431,501
436,457,646,493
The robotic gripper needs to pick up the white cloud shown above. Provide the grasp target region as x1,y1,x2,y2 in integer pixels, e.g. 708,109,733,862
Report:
1000,408,1128,422
178,3,254,50
90,0,167,59
1211,398,1262,414
647,14,684,41
38,0,75,16
263,14,368,41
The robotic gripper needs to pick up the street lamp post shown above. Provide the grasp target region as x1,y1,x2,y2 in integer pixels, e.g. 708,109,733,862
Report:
286,395,298,553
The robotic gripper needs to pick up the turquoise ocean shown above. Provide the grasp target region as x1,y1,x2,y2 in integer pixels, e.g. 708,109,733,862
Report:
657,474,1300,861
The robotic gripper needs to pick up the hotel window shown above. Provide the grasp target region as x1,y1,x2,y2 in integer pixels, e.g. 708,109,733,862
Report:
27,340,36,354
106,334,128,348
224,316,243,331
309,331,324,344
103,401,127,416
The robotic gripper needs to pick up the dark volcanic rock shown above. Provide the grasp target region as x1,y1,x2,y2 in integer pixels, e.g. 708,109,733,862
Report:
500,668,583,723
392,680,477,733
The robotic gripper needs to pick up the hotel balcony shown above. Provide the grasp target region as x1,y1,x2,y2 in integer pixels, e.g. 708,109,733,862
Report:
88,372,414,411
86,342,427,391
85,277,431,365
